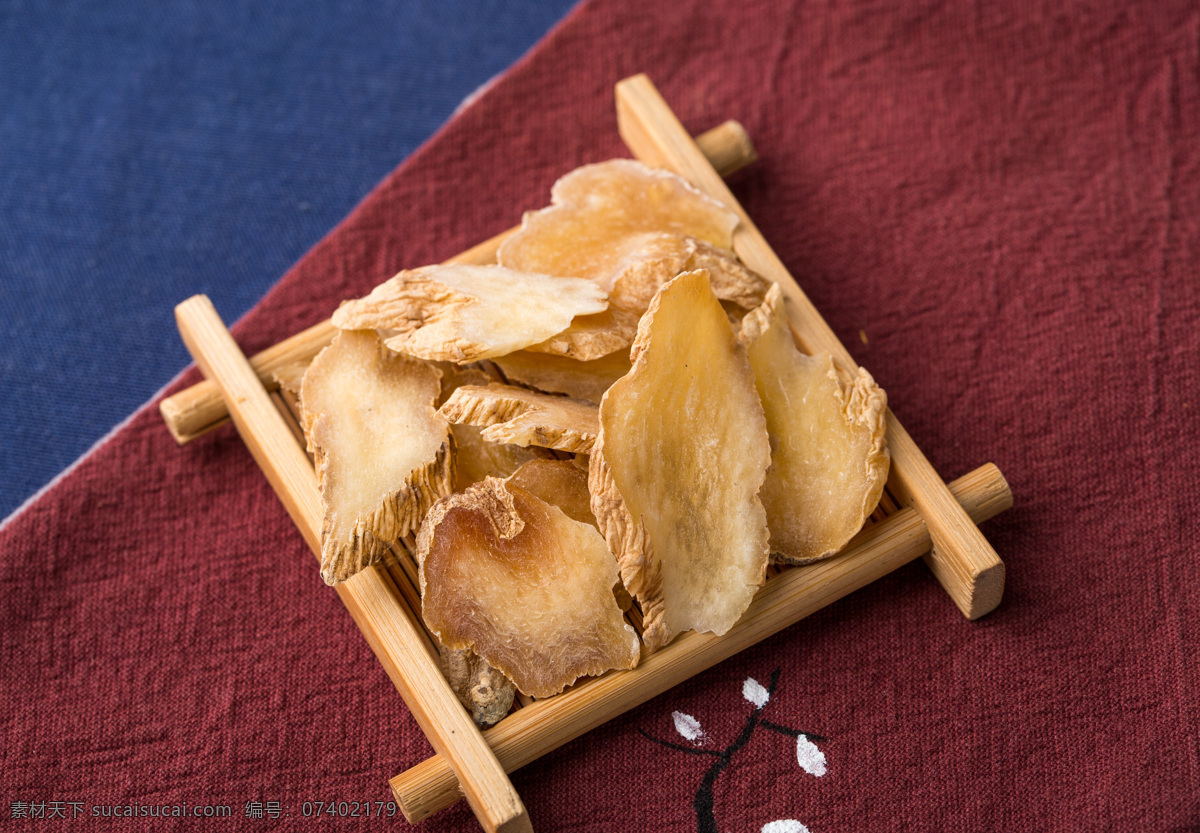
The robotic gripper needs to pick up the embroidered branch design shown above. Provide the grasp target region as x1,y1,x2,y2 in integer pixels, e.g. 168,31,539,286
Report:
639,669,827,833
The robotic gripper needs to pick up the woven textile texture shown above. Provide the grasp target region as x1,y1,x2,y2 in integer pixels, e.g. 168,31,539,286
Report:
3,1,1198,830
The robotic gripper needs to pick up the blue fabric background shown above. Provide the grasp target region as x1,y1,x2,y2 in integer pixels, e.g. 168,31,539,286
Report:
0,0,579,521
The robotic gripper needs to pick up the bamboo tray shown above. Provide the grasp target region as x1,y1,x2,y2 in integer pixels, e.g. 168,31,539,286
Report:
165,75,1011,833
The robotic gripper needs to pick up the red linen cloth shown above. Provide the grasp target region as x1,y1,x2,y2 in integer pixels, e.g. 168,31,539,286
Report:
3,1,1198,830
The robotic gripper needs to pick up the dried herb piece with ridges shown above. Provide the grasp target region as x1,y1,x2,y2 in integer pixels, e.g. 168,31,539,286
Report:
589,269,771,652
740,284,889,564
437,645,517,729
301,330,452,585
434,364,544,491
439,383,599,454
331,263,608,363
418,478,640,698
523,234,770,360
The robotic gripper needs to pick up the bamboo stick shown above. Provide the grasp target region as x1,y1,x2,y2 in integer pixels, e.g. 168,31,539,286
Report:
613,74,1005,620
389,463,1012,821
174,296,532,833
159,121,757,445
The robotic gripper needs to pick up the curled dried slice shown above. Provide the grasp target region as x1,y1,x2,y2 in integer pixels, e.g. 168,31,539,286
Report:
605,232,770,312
437,644,516,729
439,384,599,454
331,264,608,363
498,159,738,290
431,363,544,491
418,478,640,698
740,284,889,564
590,270,770,652
301,330,452,585
492,350,632,404
523,233,770,360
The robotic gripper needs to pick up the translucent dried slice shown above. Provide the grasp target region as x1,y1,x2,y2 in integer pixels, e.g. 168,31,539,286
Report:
506,459,595,527
492,350,632,404
331,264,608,363
439,384,599,454
418,478,641,698
505,460,630,610
498,159,738,290
450,424,542,493
589,270,770,651
301,330,452,585
437,644,516,729
523,233,770,360
740,284,890,564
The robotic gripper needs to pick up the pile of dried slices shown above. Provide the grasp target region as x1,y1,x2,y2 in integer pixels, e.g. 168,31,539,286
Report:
294,160,889,726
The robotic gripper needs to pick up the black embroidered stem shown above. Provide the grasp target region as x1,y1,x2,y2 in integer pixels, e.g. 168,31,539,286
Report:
760,719,828,742
692,669,782,833
637,729,722,758
637,669,826,833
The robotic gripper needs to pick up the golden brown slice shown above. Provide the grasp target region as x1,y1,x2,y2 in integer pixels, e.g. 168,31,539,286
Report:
437,644,517,729
505,459,631,611
506,459,595,527
589,270,771,652
331,264,608,363
498,159,739,289
492,350,632,404
521,233,770,360
449,424,543,492
740,284,890,564
439,384,599,454
604,232,770,311
301,330,452,585
418,478,641,698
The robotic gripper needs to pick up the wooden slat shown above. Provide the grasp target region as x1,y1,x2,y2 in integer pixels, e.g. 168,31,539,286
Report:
613,73,1005,620
174,295,532,833
159,120,758,445
389,463,1012,821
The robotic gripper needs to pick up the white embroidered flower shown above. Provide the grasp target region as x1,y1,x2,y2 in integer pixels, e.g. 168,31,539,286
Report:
743,677,770,708
761,820,811,833
671,711,706,744
795,734,827,777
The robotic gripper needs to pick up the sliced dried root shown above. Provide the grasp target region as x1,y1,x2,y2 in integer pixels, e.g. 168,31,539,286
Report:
418,478,640,698
519,233,770,360
603,232,770,312
331,264,608,363
301,330,452,585
589,269,771,652
449,425,543,493
431,363,544,491
506,459,595,527
439,384,599,454
437,644,517,729
491,350,632,404
740,284,890,564
498,159,739,290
